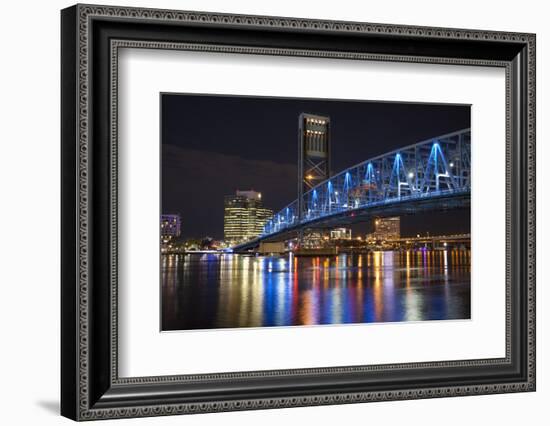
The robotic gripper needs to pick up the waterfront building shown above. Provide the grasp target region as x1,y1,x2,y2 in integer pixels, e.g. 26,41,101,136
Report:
301,230,325,249
160,214,181,244
224,190,273,245
330,227,352,240
369,217,401,241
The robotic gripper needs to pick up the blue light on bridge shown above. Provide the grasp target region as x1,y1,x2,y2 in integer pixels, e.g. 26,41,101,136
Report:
343,172,352,205
365,163,375,182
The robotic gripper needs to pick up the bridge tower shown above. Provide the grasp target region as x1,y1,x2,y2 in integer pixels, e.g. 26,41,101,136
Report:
298,113,331,221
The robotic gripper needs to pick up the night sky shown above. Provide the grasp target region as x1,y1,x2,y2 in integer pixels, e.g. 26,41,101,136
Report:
161,94,470,240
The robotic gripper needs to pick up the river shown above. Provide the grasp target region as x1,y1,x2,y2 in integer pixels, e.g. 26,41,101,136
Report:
161,250,470,331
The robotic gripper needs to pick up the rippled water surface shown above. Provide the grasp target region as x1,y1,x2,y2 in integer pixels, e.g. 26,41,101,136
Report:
161,250,471,331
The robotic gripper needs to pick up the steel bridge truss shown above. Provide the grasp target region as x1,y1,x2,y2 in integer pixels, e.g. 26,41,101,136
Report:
262,128,471,236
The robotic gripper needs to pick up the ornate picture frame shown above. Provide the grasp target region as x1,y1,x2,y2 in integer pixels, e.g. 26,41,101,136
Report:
61,4,535,420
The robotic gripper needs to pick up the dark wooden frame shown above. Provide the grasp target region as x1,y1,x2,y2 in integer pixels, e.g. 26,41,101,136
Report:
61,4,536,421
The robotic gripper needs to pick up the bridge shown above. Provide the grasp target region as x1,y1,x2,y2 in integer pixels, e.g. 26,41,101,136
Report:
234,128,470,251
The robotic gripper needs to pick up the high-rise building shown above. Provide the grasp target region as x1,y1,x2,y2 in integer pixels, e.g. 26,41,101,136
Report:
224,190,273,245
160,214,181,244
369,217,400,241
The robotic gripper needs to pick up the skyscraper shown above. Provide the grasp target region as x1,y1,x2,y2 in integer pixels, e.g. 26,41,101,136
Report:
224,190,273,245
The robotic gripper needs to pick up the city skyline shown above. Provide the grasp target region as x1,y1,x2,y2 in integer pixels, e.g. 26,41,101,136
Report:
162,93,470,240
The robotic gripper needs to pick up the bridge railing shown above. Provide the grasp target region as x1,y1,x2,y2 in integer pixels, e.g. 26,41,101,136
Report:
262,128,471,236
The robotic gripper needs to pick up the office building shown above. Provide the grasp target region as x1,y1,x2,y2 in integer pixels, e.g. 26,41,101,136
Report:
224,190,273,245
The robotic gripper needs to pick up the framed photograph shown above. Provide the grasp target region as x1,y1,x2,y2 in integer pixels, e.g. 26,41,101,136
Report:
61,4,536,421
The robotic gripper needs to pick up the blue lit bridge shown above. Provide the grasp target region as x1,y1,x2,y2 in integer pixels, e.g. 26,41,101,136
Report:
235,128,470,251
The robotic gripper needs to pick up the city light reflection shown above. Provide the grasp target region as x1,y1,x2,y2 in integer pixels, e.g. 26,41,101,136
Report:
162,250,471,331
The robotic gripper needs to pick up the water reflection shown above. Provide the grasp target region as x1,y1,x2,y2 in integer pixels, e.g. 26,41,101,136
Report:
162,250,471,331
